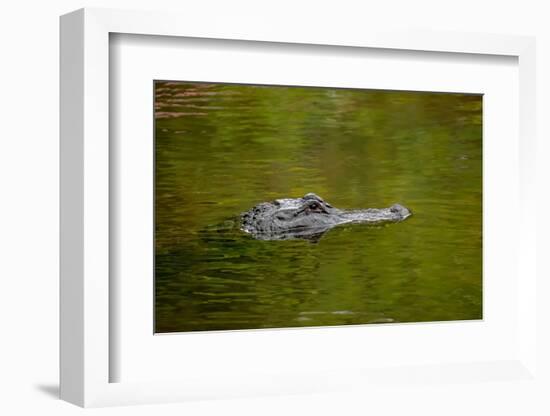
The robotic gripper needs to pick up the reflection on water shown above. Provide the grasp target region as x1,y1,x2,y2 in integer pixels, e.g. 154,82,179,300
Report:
155,81,482,333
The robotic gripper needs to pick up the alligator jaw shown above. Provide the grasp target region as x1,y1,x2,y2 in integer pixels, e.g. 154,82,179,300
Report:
338,205,412,225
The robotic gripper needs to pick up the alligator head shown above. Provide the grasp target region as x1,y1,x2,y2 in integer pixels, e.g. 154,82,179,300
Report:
241,193,411,241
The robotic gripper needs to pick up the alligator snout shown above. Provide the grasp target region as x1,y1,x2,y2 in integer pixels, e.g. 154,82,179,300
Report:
390,203,412,218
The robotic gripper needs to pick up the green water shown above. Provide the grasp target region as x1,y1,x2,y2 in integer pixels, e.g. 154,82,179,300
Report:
155,81,482,333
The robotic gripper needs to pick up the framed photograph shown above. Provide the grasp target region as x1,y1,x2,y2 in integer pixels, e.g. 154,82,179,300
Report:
153,81,480,334
60,8,538,408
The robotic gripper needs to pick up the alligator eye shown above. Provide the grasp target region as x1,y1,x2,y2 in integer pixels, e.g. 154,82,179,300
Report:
308,202,325,213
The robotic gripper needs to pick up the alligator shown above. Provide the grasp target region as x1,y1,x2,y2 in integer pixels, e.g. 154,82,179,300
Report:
241,193,412,241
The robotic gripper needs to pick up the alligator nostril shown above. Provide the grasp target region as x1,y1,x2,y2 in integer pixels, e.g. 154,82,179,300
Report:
390,204,404,214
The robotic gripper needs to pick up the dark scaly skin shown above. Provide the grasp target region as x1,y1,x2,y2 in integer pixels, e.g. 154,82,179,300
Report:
241,193,412,241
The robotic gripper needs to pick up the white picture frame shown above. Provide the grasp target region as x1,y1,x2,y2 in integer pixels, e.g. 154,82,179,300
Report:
60,7,538,408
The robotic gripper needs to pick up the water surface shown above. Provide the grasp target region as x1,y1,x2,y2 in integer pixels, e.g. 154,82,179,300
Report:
155,81,482,333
